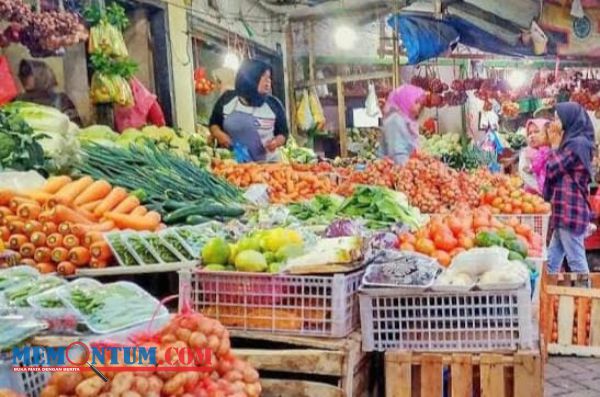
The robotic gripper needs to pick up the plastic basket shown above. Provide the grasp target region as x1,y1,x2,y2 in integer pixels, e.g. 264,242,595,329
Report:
359,286,534,352
179,269,364,337
0,349,49,397
494,214,550,241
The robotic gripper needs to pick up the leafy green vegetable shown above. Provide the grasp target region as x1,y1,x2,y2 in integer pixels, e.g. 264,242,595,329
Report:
89,53,138,79
0,107,47,172
288,194,344,223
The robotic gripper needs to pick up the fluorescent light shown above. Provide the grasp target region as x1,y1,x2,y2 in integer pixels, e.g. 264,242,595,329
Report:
223,52,240,71
334,25,357,50
509,70,527,89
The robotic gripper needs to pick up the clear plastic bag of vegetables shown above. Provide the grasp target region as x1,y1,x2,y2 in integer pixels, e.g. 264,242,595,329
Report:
90,72,133,106
88,20,129,58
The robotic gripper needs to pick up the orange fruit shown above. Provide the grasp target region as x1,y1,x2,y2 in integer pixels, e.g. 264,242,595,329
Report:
399,232,416,244
415,238,436,255
458,235,474,249
434,233,458,251
399,243,415,252
491,197,503,208
432,250,451,267
501,203,513,214
522,202,534,214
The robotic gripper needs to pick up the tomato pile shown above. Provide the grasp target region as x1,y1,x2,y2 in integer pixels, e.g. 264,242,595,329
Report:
398,207,544,266
480,185,551,215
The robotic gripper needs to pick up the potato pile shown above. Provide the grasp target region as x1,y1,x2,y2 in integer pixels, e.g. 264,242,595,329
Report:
40,312,261,397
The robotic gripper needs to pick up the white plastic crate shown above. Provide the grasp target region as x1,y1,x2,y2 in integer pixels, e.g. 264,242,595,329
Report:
179,269,364,337
494,214,550,243
0,349,50,397
359,286,534,352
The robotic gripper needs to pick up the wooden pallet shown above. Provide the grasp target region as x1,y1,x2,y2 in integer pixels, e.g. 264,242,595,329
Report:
540,272,600,357
229,330,371,397
385,350,543,397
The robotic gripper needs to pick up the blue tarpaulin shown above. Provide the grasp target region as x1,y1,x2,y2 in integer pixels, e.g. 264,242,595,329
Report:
388,14,555,64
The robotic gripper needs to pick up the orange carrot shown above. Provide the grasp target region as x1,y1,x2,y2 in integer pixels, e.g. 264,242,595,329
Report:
93,188,128,217
90,259,107,268
8,220,25,234
34,247,51,263
73,180,112,206
19,243,36,258
68,247,91,266
17,202,41,220
0,189,15,206
103,211,161,231
21,258,36,268
51,247,69,263
9,197,34,212
23,190,52,204
63,235,80,249
81,199,103,212
9,234,28,250
0,207,13,218
0,226,9,242
30,231,47,247
50,176,94,207
23,220,43,235
112,196,140,214
42,222,57,235
42,176,72,193
58,222,72,236
71,221,114,237
84,231,104,247
36,262,57,274
57,261,76,276
46,233,63,249
130,206,148,216
90,241,111,261
37,210,54,223
53,205,94,225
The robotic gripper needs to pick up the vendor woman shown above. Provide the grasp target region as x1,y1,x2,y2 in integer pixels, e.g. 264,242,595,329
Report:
209,59,288,162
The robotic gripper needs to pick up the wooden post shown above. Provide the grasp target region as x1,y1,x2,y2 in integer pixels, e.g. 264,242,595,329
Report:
336,76,348,157
308,21,316,84
285,22,298,139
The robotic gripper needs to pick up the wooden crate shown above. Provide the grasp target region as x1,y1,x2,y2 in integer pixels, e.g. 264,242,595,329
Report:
230,330,371,397
385,350,543,397
540,272,600,357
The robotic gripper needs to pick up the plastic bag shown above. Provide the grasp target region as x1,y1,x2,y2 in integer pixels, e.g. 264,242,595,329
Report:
0,56,18,105
296,90,315,131
365,82,382,117
232,141,252,163
308,88,325,129
88,20,128,58
90,72,134,107
114,78,158,132
448,247,509,277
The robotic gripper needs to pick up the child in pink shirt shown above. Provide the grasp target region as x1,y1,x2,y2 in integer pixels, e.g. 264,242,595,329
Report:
519,118,551,194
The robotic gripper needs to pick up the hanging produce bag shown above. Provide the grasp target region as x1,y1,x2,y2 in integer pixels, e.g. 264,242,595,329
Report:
88,20,128,58
0,57,18,105
114,78,157,132
308,88,325,129
90,72,134,107
296,89,315,131
365,82,382,118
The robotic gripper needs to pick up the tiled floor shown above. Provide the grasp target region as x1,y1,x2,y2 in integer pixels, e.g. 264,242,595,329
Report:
545,357,600,396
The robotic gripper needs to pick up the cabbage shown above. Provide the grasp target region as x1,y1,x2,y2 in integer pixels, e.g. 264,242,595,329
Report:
78,125,118,144
325,219,363,237
116,129,146,147
3,102,80,173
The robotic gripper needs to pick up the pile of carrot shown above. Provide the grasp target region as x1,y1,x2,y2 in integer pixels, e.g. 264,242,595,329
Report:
0,175,163,275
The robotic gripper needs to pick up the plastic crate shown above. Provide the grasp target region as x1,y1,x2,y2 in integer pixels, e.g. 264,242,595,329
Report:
359,286,534,352
0,349,49,397
494,214,550,242
179,269,364,337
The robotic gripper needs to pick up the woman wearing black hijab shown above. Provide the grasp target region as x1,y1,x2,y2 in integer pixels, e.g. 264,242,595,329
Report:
544,102,595,274
209,59,288,162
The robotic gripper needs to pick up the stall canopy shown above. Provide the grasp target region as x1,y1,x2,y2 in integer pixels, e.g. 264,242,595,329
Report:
388,0,547,64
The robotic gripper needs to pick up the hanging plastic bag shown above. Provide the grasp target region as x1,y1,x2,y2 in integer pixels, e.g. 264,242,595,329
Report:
113,76,134,107
0,57,18,105
365,82,382,118
308,88,325,129
296,90,315,131
315,70,329,97
88,20,129,58
114,78,158,132
90,72,115,104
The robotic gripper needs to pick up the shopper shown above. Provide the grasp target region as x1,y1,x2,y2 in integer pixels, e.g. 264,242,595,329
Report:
209,59,288,162
379,84,426,165
519,118,551,194
16,59,81,124
545,102,595,274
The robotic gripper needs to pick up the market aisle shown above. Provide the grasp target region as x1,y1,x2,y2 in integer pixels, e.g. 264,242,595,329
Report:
545,357,600,396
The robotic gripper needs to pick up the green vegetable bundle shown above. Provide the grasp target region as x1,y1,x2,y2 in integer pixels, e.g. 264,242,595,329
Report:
0,107,47,172
76,141,246,223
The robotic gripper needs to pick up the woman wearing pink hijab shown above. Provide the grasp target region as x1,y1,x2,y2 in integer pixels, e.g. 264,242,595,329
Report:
518,118,551,194
379,84,426,165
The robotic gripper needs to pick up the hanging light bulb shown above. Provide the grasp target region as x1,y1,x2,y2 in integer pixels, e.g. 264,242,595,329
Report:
334,25,357,50
223,51,240,71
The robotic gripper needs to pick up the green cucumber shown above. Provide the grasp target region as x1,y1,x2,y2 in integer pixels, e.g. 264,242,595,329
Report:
186,215,211,225
165,204,245,224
